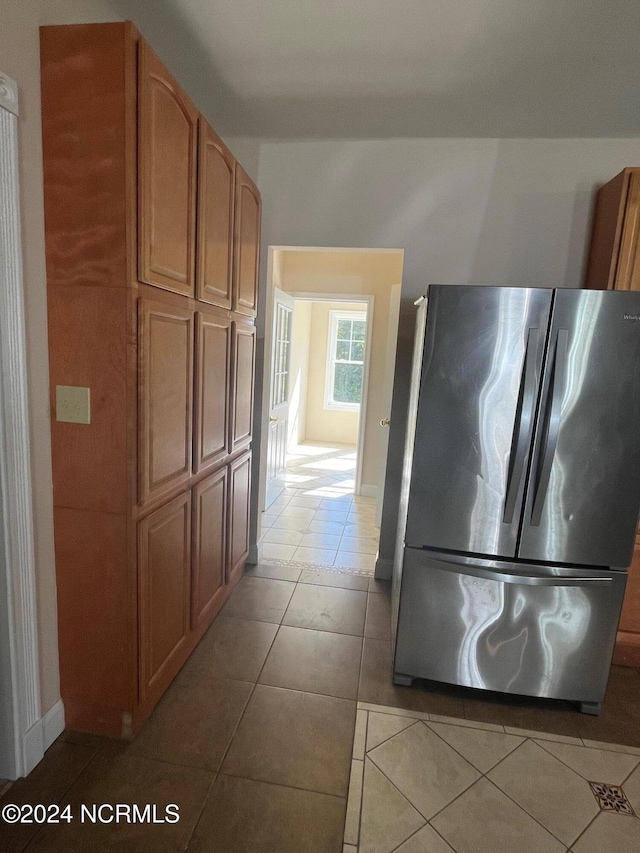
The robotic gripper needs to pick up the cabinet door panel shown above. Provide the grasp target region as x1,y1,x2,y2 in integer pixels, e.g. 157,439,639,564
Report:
192,467,227,630
229,452,251,578
197,121,235,308
139,41,197,296
194,313,231,472
232,165,261,317
139,298,194,505
615,171,640,292
139,492,191,701
231,322,256,454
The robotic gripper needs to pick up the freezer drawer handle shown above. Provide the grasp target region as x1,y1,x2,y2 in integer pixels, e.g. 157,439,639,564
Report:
531,328,568,526
503,327,540,524
421,556,613,587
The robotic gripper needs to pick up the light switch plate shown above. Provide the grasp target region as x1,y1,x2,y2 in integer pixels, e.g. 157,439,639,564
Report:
56,385,91,424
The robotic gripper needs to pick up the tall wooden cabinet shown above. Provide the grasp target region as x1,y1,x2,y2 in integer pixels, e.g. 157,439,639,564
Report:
40,22,261,736
585,167,640,667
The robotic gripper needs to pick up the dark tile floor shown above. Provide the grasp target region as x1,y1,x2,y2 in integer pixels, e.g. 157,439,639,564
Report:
1,564,639,852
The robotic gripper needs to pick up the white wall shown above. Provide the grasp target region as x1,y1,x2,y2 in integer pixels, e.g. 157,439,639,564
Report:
255,137,640,571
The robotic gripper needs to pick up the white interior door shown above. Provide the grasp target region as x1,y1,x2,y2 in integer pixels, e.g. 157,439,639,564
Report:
265,288,294,509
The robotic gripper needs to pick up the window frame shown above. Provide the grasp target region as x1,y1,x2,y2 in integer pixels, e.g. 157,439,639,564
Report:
324,309,367,412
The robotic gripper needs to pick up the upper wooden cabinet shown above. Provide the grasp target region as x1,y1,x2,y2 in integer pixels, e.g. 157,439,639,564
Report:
585,167,640,292
197,121,235,308
138,40,198,297
233,165,261,317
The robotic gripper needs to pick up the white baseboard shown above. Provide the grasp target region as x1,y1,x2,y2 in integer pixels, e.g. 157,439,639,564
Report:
43,699,65,751
374,556,393,580
359,483,377,498
21,698,65,776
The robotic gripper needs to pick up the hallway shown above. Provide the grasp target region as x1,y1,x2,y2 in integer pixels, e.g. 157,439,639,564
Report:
261,442,379,572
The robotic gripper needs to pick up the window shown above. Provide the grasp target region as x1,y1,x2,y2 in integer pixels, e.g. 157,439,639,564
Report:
325,310,367,411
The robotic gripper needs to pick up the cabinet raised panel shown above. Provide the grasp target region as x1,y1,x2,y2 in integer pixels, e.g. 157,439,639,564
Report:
197,121,235,308
231,322,256,453
139,298,194,504
192,467,228,630
229,452,251,579
194,312,231,472
139,41,198,296
139,491,191,702
233,165,261,317
615,171,640,293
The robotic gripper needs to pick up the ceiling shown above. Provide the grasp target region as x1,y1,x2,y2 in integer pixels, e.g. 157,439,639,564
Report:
114,0,640,138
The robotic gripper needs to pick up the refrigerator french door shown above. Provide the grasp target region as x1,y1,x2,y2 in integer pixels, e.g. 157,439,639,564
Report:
392,286,640,713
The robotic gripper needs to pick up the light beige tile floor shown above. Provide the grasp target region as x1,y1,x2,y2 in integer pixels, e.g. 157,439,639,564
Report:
346,706,640,853
260,442,379,572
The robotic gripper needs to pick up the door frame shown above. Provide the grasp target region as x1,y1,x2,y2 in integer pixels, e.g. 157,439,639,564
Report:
264,287,295,509
0,71,57,779
251,245,402,565
284,292,374,498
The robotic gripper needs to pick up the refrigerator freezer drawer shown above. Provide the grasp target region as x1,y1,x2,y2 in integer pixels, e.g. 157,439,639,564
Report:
393,549,627,706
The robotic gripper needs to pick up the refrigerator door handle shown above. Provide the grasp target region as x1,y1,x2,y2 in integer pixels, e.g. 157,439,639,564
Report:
421,555,613,587
530,328,569,526
503,328,540,524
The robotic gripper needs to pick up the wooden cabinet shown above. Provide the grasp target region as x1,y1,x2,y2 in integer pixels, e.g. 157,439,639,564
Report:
41,22,260,736
231,321,256,453
617,531,640,666
139,492,191,705
139,298,194,505
138,41,198,297
233,165,261,317
194,311,231,472
197,121,235,308
192,467,228,630
586,168,640,293
584,166,640,666
229,451,252,582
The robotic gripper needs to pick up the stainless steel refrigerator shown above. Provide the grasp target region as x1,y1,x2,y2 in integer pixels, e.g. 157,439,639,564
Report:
391,285,640,714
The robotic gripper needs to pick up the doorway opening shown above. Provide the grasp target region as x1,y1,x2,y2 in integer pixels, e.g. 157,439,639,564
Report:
256,247,404,572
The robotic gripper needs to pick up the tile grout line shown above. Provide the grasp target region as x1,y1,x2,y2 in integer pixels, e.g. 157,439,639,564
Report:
565,806,604,850
355,710,368,850
181,772,218,851
420,718,520,777
218,769,349,802
212,582,293,778
534,736,640,788
478,746,589,849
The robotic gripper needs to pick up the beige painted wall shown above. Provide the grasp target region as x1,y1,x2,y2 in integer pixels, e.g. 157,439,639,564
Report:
281,251,404,489
305,301,363,446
